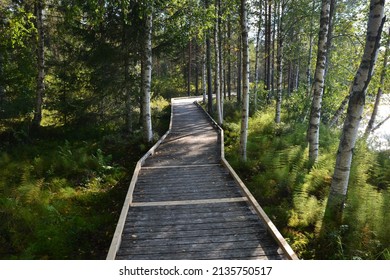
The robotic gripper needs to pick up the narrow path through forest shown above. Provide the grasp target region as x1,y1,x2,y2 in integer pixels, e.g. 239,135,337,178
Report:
107,97,297,260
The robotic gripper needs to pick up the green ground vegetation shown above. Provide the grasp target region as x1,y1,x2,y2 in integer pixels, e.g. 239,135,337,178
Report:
0,98,170,260
214,96,390,260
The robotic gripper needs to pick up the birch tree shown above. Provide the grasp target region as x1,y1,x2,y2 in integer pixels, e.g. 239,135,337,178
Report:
239,0,249,161
275,0,285,124
324,0,385,227
32,0,45,129
307,0,331,165
214,0,223,125
142,3,153,144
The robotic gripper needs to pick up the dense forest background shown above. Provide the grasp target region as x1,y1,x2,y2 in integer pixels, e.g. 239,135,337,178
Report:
0,0,389,260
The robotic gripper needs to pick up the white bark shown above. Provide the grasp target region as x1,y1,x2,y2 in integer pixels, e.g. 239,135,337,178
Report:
214,0,223,125
142,6,153,143
202,44,207,104
327,0,385,222
240,0,249,161
307,0,331,164
275,1,284,124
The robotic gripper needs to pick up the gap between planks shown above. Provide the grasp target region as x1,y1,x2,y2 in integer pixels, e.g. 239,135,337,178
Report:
142,163,221,169
130,197,248,207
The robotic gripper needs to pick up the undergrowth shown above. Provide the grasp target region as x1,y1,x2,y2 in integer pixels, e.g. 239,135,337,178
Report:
0,97,171,259
221,98,390,260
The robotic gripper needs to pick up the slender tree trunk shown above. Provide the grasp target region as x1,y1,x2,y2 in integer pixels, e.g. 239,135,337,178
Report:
142,5,153,144
329,93,350,127
307,0,331,166
275,1,285,124
214,0,222,125
372,115,390,132
218,0,224,118
237,35,242,104
195,41,199,96
365,26,389,136
227,18,232,100
253,0,262,113
324,0,336,79
32,0,45,129
205,0,213,114
202,42,207,103
265,0,272,102
240,0,250,161
307,0,316,96
187,39,192,96
324,0,385,230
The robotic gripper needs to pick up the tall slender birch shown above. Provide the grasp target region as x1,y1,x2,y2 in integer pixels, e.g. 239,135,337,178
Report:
307,0,331,165
324,0,385,227
275,0,285,124
142,3,153,144
240,0,249,161
32,0,45,129
253,0,262,113
214,0,222,125
205,0,213,114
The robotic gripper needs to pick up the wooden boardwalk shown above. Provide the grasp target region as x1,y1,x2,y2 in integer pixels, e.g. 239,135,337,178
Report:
107,97,298,260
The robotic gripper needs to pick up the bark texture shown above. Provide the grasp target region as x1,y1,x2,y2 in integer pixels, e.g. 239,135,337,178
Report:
142,5,153,143
307,0,331,165
239,0,249,161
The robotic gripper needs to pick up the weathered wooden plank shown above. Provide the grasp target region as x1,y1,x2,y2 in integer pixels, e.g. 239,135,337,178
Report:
121,226,267,241
130,197,248,207
116,244,284,260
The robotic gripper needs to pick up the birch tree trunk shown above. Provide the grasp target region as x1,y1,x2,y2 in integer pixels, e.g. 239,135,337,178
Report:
227,18,232,100
142,5,153,144
237,35,242,104
205,0,213,114
32,0,45,129
365,26,389,136
328,93,350,127
306,0,316,96
214,0,223,125
275,1,284,124
240,0,250,161
253,0,262,113
307,0,331,165
324,0,385,228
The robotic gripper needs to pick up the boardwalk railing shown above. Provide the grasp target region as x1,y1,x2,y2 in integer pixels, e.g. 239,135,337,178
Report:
194,101,298,260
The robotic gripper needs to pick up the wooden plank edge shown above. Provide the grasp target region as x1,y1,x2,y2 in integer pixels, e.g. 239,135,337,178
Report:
222,158,299,260
194,99,298,260
106,98,175,260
